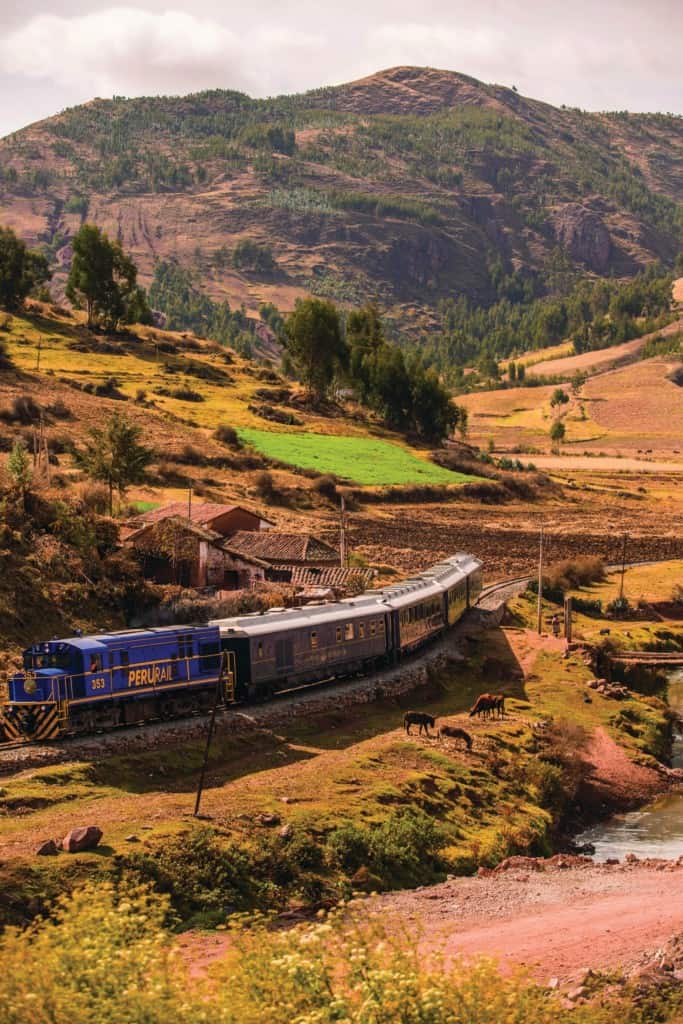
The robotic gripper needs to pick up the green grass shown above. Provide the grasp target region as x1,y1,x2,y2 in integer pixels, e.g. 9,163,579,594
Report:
238,428,481,486
130,500,159,513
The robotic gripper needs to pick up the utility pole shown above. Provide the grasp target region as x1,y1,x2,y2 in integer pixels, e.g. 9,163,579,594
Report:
188,486,193,523
35,339,41,373
194,654,227,818
536,525,544,635
339,493,347,568
619,533,628,601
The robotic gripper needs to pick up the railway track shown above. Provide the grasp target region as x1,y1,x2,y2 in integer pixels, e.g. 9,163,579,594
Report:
0,558,678,753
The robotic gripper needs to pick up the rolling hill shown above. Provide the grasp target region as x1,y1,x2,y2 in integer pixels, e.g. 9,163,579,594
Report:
1,66,682,333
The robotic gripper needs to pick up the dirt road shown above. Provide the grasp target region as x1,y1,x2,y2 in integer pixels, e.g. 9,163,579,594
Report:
371,859,683,982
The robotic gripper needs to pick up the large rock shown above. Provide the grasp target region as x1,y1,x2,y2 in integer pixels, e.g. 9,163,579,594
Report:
36,839,58,857
553,203,612,272
62,826,103,853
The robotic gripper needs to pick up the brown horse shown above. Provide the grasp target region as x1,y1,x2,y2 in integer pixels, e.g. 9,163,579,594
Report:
404,711,435,736
469,693,505,719
438,725,473,750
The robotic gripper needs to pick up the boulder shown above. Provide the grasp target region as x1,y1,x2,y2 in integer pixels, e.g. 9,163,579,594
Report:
36,839,58,857
62,826,103,853
257,812,281,828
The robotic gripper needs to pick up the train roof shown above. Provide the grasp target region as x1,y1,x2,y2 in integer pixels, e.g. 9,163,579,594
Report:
374,575,446,610
211,596,388,637
27,625,218,651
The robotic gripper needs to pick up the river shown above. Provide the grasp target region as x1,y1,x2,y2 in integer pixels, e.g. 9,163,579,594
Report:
576,669,683,861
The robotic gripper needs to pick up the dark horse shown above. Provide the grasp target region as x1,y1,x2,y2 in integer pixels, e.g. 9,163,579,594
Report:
404,711,435,736
438,725,473,750
469,693,505,719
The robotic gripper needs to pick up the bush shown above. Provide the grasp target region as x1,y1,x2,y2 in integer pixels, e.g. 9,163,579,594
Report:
214,424,242,448
254,470,277,503
45,398,72,419
77,482,111,515
607,595,632,618
328,808,446,888
0,393,42,424
311,475,338,502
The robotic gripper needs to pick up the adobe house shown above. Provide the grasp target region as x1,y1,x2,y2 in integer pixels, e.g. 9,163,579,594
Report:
125,516,269,589
131,502,274,539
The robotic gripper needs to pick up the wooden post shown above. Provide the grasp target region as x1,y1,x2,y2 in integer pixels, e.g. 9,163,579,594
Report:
188,486,193,523
619,533,628,601
339,493,346,568
536,525,544,634
564,595,573,644
35,339,41,373
194,653,226,818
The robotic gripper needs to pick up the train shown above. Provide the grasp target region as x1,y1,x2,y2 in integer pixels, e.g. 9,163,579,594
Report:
0,552,482,743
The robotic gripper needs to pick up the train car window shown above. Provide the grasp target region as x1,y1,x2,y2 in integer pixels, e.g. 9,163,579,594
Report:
310,631,318,649
199,642,221,671
359,623,365,639
336,626,342,643
344,623,354,641
257,642,264,659
379,619,385,632
370,621,376,636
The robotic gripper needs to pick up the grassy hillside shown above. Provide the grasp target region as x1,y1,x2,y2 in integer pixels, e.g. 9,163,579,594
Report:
1,66,682,333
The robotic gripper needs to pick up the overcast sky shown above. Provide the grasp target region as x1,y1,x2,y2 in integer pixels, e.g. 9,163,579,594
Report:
0,1,681,137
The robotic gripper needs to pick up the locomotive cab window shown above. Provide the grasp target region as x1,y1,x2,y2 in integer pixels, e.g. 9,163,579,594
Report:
88,654,102,673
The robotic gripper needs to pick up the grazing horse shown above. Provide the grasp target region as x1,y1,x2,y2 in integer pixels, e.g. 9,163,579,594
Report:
438,725,473,750
404,711,435,736
469,693,505,719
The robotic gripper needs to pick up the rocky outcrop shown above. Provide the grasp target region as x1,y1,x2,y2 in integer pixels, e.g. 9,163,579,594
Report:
552,204,612,272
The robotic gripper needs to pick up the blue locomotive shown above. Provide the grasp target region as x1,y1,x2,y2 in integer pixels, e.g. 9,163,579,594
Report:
1,552,481,742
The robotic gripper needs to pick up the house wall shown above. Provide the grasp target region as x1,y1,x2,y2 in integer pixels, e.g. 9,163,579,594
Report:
207,509,270,537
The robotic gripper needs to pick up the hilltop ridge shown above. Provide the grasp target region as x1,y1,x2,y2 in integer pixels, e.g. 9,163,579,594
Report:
0,66,682,330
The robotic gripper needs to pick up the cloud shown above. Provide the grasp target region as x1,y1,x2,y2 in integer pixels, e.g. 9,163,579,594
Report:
0,7,323,97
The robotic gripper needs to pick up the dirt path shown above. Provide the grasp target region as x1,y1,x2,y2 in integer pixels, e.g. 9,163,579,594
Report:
373,860,683,982
180,861,683,983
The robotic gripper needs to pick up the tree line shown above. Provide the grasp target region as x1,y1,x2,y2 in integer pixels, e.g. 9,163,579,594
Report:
283,298,464,443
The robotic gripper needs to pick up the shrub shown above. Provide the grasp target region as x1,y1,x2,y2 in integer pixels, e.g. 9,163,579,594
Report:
45,398,72,419
328,808,446,889
77,482,111,515
214,424,242,448
0,393,42,424
311,475,338,502
607,595,632,618
168,386,204,402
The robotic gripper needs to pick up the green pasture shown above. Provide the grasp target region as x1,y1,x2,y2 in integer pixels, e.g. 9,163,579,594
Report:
238,428,481,486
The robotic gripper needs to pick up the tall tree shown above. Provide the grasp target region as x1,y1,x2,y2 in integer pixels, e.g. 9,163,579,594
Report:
66,224,150,330
0,226,50,311
284,297,346,400
76,413,153,514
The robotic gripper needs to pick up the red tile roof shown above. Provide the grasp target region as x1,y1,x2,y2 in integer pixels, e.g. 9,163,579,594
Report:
288,565,377,588
133,502,274,528
225,531,339,564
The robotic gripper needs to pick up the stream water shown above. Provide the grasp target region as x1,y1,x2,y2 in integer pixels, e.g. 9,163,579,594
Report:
576,669,683,861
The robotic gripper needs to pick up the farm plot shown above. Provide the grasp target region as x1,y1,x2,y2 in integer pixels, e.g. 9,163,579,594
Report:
582,357,683,451
238,428,481,486
526,317,683,379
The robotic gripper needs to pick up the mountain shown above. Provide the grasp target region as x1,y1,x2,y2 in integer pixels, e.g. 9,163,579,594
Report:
0,66,682,331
